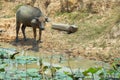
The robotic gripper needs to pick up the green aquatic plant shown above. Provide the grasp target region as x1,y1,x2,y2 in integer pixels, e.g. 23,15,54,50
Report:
0,48,120,80
15,56,38,64
0,64,7,72
0,48,19,59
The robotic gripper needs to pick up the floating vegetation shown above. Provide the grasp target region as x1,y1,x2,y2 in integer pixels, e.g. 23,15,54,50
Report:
0,48,120,80
15,56,38,64
0,48,19,59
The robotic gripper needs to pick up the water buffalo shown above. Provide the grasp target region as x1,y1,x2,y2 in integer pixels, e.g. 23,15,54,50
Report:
16,5,49,43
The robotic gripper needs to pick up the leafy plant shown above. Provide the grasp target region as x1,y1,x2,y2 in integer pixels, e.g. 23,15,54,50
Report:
0,64,7,72
1,48,120,80
13,4,23,13
0,1,2,10
15,56,38,64
0,48,19,59
27,68,42,78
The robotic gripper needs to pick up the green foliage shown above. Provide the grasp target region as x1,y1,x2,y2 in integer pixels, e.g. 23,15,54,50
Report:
0,48,18,59
27,69,42,78
53,72,72,80
0,48,120,79
98,58,120,80
13,4,23,13
55,6,120,47
0,64,7,72
2,15,14,18
55,11,89,24
0,1,2,10
83,67,102,76
15,56,38,64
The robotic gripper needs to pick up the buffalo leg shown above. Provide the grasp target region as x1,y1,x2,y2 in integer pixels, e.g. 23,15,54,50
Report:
21,24,27,41
38,29,43,43
33,27,37,44
16,22,21,42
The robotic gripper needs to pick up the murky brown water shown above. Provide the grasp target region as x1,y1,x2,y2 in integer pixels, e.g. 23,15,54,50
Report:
0,42,109,70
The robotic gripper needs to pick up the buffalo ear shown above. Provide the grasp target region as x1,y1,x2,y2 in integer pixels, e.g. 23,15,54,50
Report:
31,17,39,24
45,17,51,22
31,19,37,23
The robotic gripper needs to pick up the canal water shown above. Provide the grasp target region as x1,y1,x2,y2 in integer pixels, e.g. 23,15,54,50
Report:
0,42,109,70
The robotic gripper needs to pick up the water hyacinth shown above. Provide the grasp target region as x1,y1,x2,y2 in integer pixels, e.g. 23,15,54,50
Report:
15,56,38,64
0,48,120,79
0,48,19,59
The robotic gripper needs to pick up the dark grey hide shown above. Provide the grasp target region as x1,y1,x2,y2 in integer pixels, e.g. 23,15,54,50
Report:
16,5,49,43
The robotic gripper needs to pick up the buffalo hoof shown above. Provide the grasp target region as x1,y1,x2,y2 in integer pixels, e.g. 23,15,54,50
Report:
33,41,37,45
40,28,45,30
23,38,28,41
37,40,43,43
15,38,19,43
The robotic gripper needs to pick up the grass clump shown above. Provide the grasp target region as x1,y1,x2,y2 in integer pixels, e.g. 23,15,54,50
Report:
0,1,2,10
55,11,89,24
13,4,23,13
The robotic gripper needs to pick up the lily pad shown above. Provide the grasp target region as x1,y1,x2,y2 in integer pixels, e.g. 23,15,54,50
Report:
0,64,8,72
0,48,19,59
54,72,73,80
15,56,38,64
15,70,27,77
27,68,42,78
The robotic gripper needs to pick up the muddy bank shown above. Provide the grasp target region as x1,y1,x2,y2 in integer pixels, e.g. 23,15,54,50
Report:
0,17,119,64
0,42,110,70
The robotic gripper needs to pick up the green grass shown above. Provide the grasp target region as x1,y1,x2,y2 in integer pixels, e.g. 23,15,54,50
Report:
13,4,23,13
2,15,14,18
68,14,108,41
55,11,89,23
0,1,2,10
55,6,120,46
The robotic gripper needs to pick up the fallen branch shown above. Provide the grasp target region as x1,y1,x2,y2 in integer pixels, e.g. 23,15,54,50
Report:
52,23,78,34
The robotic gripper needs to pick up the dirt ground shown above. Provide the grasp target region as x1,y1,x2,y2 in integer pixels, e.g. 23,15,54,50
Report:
0,17,119,64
